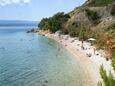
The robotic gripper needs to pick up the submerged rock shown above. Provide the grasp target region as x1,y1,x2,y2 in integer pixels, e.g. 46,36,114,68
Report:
27,28,39,33
44,80,48,83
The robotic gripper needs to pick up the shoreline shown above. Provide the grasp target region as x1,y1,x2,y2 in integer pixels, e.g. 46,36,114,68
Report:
49,36,99,86
37,30,114,86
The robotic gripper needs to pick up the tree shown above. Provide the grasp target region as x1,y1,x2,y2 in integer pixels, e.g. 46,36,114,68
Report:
38,12,70,33
38,18,50,30
79,26,86,49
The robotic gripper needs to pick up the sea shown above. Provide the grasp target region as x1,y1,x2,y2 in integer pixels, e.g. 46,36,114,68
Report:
0,20,86,86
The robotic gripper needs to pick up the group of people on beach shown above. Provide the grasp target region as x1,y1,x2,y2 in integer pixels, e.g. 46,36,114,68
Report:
58,34,97,58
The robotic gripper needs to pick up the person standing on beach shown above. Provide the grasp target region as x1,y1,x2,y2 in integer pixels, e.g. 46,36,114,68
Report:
94,48,96,55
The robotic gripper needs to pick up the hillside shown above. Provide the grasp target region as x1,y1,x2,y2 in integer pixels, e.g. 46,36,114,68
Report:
39,0,115,53
67,0,115,35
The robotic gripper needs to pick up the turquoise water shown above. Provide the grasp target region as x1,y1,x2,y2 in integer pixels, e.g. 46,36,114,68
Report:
0,28,86,86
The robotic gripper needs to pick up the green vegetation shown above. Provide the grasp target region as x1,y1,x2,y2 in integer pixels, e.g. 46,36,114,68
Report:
78,26,94,41
88,0,113,6
112,59,115,70
65,22,81,37
64,22,95,40
111,5,115,16
112,51,115,59
112,51,115,70
38,18,50,30
106,23,115,37
38,12,70,33
100,65,115,86
85,9,100,25
106,23,115,31
66,25,114,50
67,24,79,37
85,9,100,20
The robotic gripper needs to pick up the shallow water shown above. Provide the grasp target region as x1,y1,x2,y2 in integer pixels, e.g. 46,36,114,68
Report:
0,28,86,86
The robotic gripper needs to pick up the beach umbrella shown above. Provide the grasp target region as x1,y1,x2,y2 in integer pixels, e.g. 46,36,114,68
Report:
88,38,96,41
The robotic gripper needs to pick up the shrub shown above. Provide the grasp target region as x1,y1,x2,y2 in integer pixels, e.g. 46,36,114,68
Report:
85,9,100,25
100,65,115,86
87,0,113,6
112,59,115,70
94,32,112,49
68,25,79,37
106,23,115,32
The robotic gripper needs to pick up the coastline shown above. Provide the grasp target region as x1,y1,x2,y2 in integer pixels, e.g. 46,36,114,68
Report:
37,30,114,86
